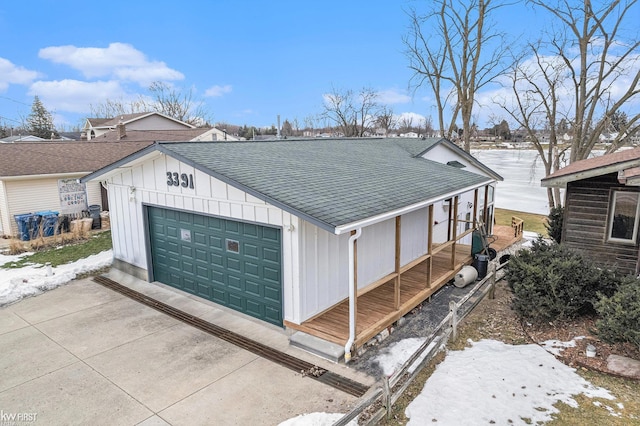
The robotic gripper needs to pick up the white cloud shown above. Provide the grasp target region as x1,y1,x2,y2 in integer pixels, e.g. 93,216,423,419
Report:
38,43,184,86
377,88,411,104
396,111,427,126
0,58,41,91
28,79,129,113
205,84,232,97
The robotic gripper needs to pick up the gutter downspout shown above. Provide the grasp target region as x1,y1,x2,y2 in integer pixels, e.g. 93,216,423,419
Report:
344,228,362,363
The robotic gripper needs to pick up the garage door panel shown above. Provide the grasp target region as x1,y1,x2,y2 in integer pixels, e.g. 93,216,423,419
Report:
149,207,282,326
244,262,259,278
227,274,243,291
226,257,242,273
262,227,280,243
262,247,279,263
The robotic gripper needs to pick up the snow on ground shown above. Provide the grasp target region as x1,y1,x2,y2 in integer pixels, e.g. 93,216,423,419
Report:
0,250,113,306
405,339,620,425
0,251,32,268
278,412,357,426
541,336,586,356
374,337,438,376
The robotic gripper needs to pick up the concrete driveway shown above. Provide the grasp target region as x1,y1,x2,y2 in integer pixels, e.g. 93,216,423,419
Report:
0,269,373,426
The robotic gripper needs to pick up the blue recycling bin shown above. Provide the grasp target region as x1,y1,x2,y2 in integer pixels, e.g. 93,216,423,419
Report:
14,213,33,241
35,211,59,237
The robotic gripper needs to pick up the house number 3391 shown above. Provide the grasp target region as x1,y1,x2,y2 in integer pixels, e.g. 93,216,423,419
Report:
167,172,194,189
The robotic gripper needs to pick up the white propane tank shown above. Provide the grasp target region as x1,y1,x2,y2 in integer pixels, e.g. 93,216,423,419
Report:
454,265,478,288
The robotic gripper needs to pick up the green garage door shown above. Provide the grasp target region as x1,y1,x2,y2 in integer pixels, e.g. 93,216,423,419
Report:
148,207,283,326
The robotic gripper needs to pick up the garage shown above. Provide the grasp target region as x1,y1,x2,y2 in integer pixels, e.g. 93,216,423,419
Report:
147,206,283,326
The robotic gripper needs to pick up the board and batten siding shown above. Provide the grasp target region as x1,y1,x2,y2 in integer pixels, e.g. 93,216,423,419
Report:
563,173,639,274
105,153,302,323
0,176,102,236
297,201,476,321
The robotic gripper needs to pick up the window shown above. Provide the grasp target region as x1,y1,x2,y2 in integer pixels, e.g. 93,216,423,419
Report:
226,239,240,253
607,190,640,243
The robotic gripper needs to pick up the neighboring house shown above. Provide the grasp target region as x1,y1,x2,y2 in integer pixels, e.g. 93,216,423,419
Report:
0,141,151,237
82,112,196,140
1,135,47,143
94,126,240,142
83,137,501,360
542,147,640,275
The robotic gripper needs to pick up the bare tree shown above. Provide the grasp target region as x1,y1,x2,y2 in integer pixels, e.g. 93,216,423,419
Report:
405,0,513,151
529,0,639,163
321,86,380,137
375,106,397,136
90,81,213,126
497,0,640,208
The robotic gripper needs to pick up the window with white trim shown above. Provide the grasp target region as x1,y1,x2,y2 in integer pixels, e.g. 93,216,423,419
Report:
607,190,640,243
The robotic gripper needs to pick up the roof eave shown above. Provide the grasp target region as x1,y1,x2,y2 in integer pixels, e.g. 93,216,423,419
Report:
333,178,495,235
420,138,504,182
81,143,163,183
542,159,640,188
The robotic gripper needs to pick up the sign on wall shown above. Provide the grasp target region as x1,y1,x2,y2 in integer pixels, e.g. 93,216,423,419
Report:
58,178,88,214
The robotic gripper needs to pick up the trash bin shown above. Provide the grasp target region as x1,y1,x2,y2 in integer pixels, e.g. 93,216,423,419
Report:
14,213,33,241
473,253,490,279
88,205,101,229
35,211,59,237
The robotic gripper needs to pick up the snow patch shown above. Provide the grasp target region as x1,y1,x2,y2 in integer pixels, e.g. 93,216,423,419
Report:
278,412,357,426
405,339,616,425
374,337,437,376
0,250,113,306
541,336,585,356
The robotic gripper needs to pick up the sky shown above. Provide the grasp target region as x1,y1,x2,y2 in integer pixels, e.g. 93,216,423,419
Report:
0,1,637,133
0,247,626,425
0,0,536,131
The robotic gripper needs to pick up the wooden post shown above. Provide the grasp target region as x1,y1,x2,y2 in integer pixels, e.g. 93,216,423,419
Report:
384,377,392,420
427,204,433,288
449,300,458,341
394,216,401,310
483,185,489,233
489,262,496,300
473,188,478,227
450,196,459,269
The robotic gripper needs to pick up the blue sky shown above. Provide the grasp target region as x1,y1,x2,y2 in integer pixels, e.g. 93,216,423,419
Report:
0,1,636,132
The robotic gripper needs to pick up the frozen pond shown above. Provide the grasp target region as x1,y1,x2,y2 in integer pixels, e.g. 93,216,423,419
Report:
472,150,557,215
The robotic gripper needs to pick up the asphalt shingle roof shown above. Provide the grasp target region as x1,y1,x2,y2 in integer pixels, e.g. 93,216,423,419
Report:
0,141,152,177
158,138,493,231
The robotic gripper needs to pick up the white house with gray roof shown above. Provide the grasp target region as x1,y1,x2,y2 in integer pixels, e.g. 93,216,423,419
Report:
83,137,501,361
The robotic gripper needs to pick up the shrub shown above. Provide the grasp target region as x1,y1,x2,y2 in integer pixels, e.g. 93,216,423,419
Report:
545,206,564,243
596,276,640,349
505,238,620,323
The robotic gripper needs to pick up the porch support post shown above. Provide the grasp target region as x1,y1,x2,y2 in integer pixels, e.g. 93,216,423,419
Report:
394,216,401,310
483,185,489,231
344,228,362,363
473,188,478,227
451,196,459,269
427,204,433,288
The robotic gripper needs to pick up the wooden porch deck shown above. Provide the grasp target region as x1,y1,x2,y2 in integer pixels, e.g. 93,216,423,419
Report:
285,224,522,349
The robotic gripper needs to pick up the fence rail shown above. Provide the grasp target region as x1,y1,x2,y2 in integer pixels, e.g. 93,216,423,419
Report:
333,263,499,426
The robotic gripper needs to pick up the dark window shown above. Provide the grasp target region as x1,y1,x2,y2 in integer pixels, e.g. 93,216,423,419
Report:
226,239,239,253
608,191,640,243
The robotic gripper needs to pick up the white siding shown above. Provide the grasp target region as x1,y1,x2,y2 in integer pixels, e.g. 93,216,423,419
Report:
299,221,350,320
422,144,490,176
1,176,103,236
106,154,300,322
127,115,191,131
0,181,7,235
